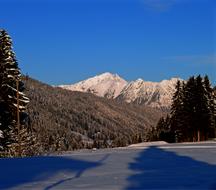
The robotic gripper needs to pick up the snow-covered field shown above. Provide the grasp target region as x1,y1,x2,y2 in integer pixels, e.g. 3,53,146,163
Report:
1,141,216,190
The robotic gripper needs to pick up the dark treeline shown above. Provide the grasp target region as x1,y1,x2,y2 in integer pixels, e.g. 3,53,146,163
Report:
150,75,216,142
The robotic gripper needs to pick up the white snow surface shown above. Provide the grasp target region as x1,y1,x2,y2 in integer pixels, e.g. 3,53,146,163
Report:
1,142,216,190
59,72,128,99
59,72,182,108
128,141,168,147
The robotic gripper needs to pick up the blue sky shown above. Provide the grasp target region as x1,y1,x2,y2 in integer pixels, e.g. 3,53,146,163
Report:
1,0,215,85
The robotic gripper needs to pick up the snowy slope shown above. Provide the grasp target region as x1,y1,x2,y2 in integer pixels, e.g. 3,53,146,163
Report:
117,78,181,108
59,72,128,99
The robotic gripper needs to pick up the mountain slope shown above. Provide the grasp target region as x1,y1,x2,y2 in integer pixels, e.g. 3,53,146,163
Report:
59,72,128,99
25,78,164,153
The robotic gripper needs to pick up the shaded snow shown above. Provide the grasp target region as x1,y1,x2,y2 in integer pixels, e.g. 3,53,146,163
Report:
1,142,216,190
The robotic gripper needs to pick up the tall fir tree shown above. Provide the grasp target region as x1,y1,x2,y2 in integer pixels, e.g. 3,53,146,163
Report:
194,75,209,141
0,29,33,157
203,75,215,138
170,80,185,142
182,76,195,141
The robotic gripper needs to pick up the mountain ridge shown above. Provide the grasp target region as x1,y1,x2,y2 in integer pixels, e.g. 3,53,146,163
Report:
59,72,181,108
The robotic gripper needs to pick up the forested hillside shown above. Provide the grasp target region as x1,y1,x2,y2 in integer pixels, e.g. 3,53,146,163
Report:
25,78,164,154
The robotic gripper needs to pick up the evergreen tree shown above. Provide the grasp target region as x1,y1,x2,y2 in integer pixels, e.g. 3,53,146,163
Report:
182,76,196,141
194,75,209,141
170,80,185,142
203,75,215,139
0,29,32,157
156,117,165,132
155,115,175,143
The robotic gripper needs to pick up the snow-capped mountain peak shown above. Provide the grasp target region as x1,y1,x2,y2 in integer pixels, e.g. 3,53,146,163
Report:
59,72,128,99
136,78,144,82
59,73,182,109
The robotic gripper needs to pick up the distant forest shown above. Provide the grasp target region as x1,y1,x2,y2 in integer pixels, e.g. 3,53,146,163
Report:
25,78,164,154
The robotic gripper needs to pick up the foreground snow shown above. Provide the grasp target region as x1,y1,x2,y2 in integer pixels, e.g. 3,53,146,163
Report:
1,142,216,190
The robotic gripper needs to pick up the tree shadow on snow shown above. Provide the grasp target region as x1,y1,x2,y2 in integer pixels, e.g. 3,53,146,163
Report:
126,146,216,190
0,154,109,189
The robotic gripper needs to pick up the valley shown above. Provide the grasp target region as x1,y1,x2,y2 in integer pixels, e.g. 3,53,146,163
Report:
25,77,165,153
